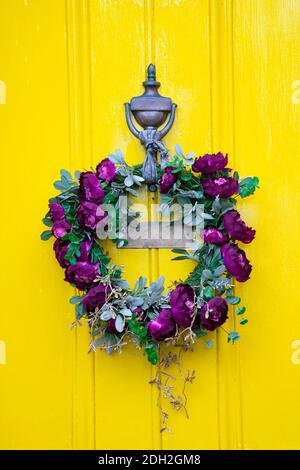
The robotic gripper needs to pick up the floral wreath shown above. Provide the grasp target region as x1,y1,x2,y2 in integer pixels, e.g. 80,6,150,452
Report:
41,147,259,428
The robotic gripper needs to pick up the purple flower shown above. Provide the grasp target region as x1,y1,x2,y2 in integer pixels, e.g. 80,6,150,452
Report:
147,308,176,341
200,297,228,331
49,202,65,222
192,152,228,173
54,239,92,268
65,261,99,290
52,220,71,239
221,243,252,282
160,167,177,193
77,201,106,230
107,318,119,335
53,239,70,268
202,176,239,198
203,228,228,245
223,210,255,244
170,284,195,328
83,284,111,313
96,158,116,182
78,171,105,204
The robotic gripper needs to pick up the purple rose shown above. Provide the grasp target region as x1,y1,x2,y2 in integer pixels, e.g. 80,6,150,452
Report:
83,284,111,313
77,201,106,230
53,239,70,268
78,171,105,204
107,318,119,335
192,152,228,173
65,261,99,290
203,228,228,245
221,243,252,282
200,297,228,331
52,220,71,239
147,308,176,341
96,158,116,182
160,167,177,193
170,284,195,328
202,176,239,198
223,210,255,244
49,202,65,222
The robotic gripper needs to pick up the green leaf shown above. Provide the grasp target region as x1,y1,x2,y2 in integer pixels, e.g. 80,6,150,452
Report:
214,265,226,276
235,306,246,315
70,295,84,305
203,286,214,300
239,176,259,198
175,143,184,157
205,339,214,349
128,318,148,343
76,303,84,320
181,171,192,181
42,217,53,227
40,230,52,241
227,296,241,305
145,346,159,365
240,318,248,325
172,248,189,255
225,286,234,297
227,331,240,344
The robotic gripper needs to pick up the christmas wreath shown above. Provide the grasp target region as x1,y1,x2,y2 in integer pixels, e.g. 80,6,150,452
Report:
41,147,258,427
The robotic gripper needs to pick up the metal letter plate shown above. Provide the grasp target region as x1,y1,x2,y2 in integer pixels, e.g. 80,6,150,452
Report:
120,221,196,249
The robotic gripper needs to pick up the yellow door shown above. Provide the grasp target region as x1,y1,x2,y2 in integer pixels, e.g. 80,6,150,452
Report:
1,0,300,450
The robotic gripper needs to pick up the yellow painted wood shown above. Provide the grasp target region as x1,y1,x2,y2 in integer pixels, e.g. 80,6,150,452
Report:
0,0,74,449
1,0,300,450
233,0,300,450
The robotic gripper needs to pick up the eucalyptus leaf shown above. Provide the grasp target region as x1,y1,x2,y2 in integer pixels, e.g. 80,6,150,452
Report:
132,175,144,185
227,296,241,305
214,265,226,276
70,295,84,305
60,169,72,181
120,307,133,317
235,306,246,315
227,331,240,343
124,175,134,187
100,309,113,321
109,149,124,164
114,279,130,290
76,303,84,320
115,315,125,333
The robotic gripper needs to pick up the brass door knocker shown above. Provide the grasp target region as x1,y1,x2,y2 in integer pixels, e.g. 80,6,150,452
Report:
125,64,177,190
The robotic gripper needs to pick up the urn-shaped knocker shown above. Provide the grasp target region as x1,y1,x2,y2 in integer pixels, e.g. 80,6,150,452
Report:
125,64,177,190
